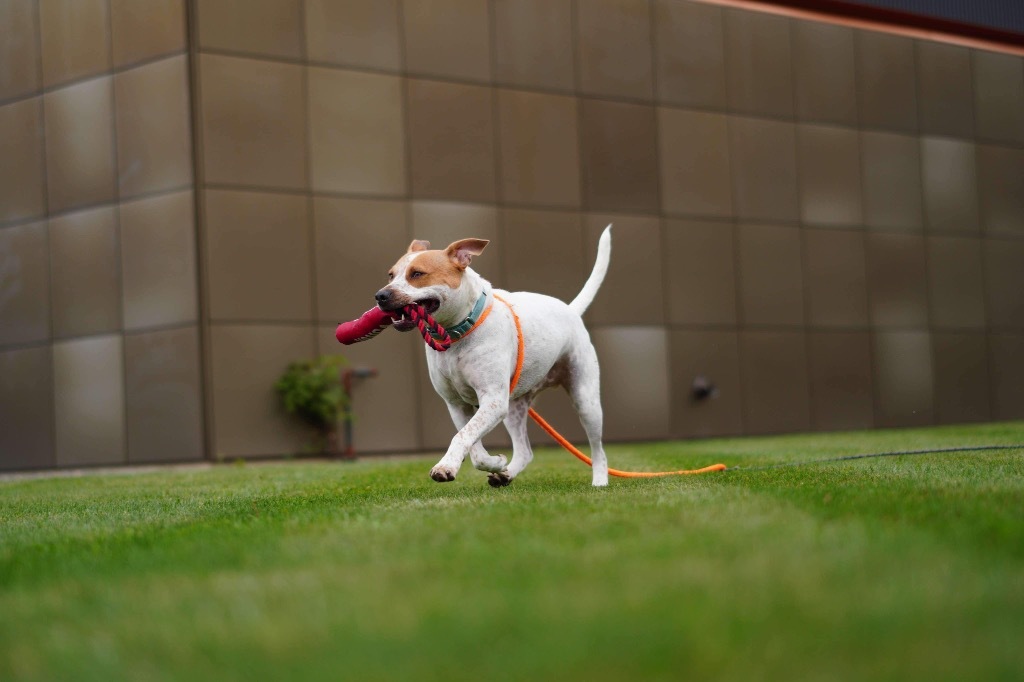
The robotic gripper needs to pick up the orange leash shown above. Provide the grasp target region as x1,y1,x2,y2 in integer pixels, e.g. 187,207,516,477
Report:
492,294,726,478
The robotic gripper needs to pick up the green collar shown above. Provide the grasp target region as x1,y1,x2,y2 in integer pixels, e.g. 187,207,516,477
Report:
437,291,489,341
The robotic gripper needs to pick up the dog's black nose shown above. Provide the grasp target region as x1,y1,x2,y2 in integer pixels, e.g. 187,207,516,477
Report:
375,289,391,306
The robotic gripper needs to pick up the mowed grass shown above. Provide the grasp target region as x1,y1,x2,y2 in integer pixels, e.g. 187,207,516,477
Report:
2,422,1023,682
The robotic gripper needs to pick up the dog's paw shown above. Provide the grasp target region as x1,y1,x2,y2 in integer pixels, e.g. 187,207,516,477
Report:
430,466,456,483
487,470,512,488
474,453,508,473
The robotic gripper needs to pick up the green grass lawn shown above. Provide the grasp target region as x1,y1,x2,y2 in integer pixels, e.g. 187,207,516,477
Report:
2,422,1023,682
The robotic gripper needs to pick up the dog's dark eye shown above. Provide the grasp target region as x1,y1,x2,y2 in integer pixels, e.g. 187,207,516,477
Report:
387,272,395,282
409,271,425,279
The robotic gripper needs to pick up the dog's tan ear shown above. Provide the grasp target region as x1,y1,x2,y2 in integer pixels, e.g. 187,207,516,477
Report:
445,238,489,269
407,239,431,253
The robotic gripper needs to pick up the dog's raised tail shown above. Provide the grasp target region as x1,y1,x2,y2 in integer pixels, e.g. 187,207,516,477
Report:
570,224,612,316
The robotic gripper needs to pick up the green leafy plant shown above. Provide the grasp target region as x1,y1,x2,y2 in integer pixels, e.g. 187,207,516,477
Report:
275,355,350,453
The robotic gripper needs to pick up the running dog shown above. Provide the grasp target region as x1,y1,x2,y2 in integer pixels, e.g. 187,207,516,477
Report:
373,226,613,487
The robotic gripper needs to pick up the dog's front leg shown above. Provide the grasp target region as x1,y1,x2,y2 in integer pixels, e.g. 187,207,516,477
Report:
443,402,508,474
430,392,509,482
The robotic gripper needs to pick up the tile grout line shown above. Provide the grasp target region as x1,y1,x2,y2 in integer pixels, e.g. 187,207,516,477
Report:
720,5,748,435
105,0,130,465
184,0,217,464
298,0,319,365
33,0,57,469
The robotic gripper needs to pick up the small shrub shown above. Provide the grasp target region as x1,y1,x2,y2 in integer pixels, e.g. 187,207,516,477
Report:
275,355,350,452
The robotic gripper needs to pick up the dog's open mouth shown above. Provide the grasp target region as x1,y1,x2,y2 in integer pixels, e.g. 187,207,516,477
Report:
392,298,440,332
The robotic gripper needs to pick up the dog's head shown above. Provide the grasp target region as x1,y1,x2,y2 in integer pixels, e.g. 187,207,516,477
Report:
375,238,489,332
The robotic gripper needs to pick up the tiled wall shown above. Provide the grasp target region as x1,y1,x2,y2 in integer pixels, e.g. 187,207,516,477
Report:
0,0,202,470
2,0,1023,469
189,0,1024,459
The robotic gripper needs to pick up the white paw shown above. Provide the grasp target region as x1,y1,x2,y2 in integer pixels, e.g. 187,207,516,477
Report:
475,454,508,473
430,466,457,482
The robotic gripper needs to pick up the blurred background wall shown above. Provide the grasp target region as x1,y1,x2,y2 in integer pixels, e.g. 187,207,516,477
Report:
1,0,1022,470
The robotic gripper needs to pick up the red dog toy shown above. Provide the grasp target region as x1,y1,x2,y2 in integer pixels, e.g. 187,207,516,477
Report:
335,306,397,345
336,306,452,351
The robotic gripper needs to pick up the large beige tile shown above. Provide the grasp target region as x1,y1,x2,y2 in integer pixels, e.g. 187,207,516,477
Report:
39,0,110,87
53,335,126,466
401,0,490,82
0,99,46,224
977,144,1024,237
305,0,400,71
500,209,584,303
921,137,978,234
739,331,811,434
808,331,874,431
498,89,580,208
584,215,663,325
577,0,653,100
209,324,316,458
664,218,737,326
410,202,501,281
932,332,991,425
797,124,862,226
580,99,659,212
43,76,116,213
319,324,422,454
857,30,917,132
308,68,405,195
872,331,933,427
314,197,409,322
925,236,985,329
983,239,1024,330
804,229,868,328
204,189,312,322
973,51,1024,144
658,108,732,218
0,0,40,100
196,0,303,59
865,233,929,328
124,326,204,462
0,346,54,471
729,116,799,222
737,223,804,327
654,0,726,109
115,55,193,198
0,221,50,347
120,191,198,330
110,0,186,67
198,54,307,190
669,330,743,438
793,20,856,125
592,327,670,441
48,206,121,338
725,8,794,118
917,41,974,138
406,79,495,202
990,334,1024,420
861,131,924,231
493,0,573,91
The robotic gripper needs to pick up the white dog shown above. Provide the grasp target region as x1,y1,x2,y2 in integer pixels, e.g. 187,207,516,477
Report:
374,226,613,487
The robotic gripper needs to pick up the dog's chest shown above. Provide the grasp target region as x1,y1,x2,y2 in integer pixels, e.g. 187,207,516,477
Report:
424,340,512,407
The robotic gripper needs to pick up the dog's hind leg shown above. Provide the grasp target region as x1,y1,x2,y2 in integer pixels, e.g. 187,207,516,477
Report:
488,396,533,487
565,344,608,487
